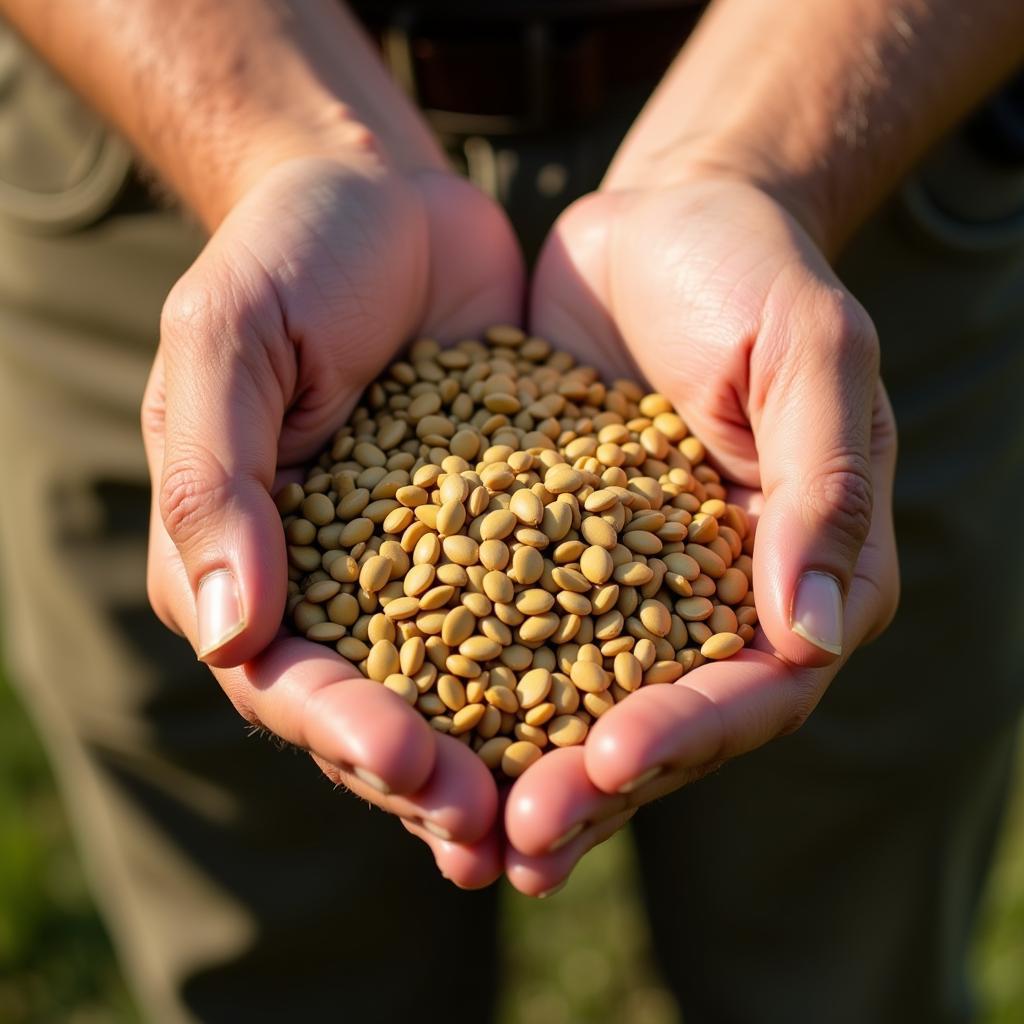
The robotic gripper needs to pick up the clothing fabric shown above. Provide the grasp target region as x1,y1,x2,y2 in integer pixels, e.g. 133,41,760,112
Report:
0,15,1022,1024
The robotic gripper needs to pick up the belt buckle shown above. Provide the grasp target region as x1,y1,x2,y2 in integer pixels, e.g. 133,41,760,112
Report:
383,9,552,136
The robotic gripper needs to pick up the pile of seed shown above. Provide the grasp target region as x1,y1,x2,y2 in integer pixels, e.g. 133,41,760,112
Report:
276,326,757,779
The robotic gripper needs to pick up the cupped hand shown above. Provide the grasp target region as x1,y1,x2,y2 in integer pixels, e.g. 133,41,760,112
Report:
142,154,523,888
506,177,899,896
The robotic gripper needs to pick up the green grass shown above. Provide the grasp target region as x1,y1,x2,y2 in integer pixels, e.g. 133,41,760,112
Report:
0,667,1021,1023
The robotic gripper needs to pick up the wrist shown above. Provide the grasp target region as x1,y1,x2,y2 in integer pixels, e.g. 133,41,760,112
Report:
188,101,443,230
603,134,840,258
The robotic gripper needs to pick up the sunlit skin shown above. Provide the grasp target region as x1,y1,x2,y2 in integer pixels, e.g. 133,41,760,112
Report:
501,178,898,894
3,0,1020,894
142,157,522,887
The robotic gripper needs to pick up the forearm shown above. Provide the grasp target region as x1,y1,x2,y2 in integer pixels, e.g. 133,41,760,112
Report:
1,0,445,227
605,0,1024,255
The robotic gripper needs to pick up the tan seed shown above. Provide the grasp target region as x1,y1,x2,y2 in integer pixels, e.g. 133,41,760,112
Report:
639,599,672,637
501,740,543,777
485,685,520,713
613,651,643,691
644,660,684,685
516,667,553,708
383,596,420,620
545,464,583,494
383,674,418,705
366,640,400,681
676,596,714,621
548,715,589,747
570,660,611,694
359,555,392,593
460,636,502,661
441,606,476,647
478,737,514,770
580,545,614,584
483,570,514,604
509,488,544,526
516,589,555,616
580,516,618,549
437,674,467,712
480,509,518,540
717,567,750,605
442,535,480,566
701,632,744,660
451,703,487,735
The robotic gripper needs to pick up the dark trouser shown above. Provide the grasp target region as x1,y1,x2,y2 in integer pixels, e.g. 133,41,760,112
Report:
1,22,1023,1024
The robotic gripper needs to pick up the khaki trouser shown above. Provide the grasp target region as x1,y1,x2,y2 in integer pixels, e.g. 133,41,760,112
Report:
1,22,1023,1024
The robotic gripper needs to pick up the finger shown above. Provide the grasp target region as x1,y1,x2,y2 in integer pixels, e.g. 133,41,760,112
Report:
308,730,496,845
371,734,498,845
152,249,295,668
585,492,899,800
402,817,504,890
220,637,433,795
752,287,883,667
504,746,627,857
505,809,636,898
529,192,640,380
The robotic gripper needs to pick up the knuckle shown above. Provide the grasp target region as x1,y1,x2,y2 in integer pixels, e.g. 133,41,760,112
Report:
159,451,230,547
778,678,824,736
819,288,880,374
802,454,874,549
160,277,218,340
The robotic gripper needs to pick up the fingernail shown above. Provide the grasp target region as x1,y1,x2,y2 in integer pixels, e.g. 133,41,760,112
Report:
548,821,585,853
791,571,843,656
617,765,662,795
196,569,244,660
537,880,567,900
423,820,453,841
354,766,392,795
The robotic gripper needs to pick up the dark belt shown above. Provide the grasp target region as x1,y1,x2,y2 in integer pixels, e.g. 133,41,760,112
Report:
359,3,705,135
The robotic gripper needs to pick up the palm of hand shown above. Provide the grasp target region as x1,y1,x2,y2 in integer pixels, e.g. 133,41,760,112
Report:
502,180,899,895
144,158,523,887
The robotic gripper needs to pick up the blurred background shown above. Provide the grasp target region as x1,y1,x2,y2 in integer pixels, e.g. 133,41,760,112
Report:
1,663,1021,1023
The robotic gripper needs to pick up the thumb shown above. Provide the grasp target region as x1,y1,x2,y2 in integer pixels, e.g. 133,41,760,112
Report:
751,288,881,667
154,267,292,668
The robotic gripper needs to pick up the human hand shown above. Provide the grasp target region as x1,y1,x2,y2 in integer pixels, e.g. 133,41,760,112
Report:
142,154,524,888
506,177,898,896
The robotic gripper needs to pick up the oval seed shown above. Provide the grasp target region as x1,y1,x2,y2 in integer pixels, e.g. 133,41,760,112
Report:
511,545,544,584
516,588,555,615
483,570,514,604
519,613,561,644
441,606,476,647
676,596,714,621
639,599,672,637
366,640,400,681
580,516,617,549
516,668,553,709
478,736,514,770
480,509,518,540
460,636,502,661
701,632,744,660
510,488,544,526
580,545,614,584
502,740,543,778
383,674,418,705
548,715,589,747
613,651,643,691
383,596,420,620
570,660,611,694
443,535,480,566
717,567,749,605
359,555,392,593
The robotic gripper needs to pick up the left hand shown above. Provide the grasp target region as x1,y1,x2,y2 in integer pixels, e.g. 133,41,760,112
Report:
504,176,899,896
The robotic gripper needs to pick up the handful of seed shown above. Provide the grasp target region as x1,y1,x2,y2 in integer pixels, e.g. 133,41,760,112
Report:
276,326,757,779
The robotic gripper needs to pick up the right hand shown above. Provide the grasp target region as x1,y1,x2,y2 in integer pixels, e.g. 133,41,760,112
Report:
142,153,524,888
